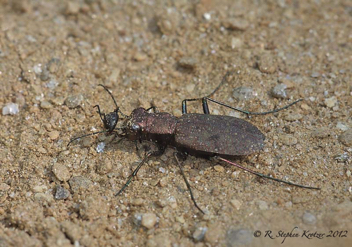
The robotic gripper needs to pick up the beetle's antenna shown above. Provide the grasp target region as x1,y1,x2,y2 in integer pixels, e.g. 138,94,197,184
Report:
67,130,108,146
98,84,128,118
67,128,125,147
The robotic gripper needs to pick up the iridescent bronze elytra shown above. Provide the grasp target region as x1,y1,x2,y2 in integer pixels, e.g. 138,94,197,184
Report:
68,72,320,214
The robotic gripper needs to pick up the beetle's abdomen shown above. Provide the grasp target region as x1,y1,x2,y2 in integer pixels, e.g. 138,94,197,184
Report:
175,113,265,156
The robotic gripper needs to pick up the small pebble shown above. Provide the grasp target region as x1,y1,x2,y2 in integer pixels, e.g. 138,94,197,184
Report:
52,97,65,106
334,153,349,163
15,93,26,107
157,18,174,35
271,84,288,99
96,142,105,153
34,193,53,203
336,122,349,131
52,163,71,182
159,177,168,187
231,37,242,49
48,130,60,140
64,94,84,109
324,96,337,108
230,199,241,210
279,134,298,146
186,83,195,93
33,64,42,75
131,198,144,206
0,183,10,191
61,221,82,243
232,87,255,100
40,68,50,81
38,147,47,154
108,68,120,83
146,233,172,247
2,103,19,115
302,212,317,225
33,185,48,193
223,18,249,31
284,112,302,121
311,72,320,78
47,58,61,73
55,185,70,200
79,196,109,220
69,176,93,193
193,227,207,242
256,200,268,210
203,12,211,20
0,192,7,203
258,55,276,74
81,137,93,148
300,103,310,110
214,165,225,173
141,213,157,229
158,167,166,173
66,1,80,15
226,229,253,245
278,78,295,88
339,129,352,147
175,216,185,224
133,52,147,62
178,57,197,70
311,128,330,138
46,79,58,88
96,159,112,175
205,223,222,244
133,213,142,226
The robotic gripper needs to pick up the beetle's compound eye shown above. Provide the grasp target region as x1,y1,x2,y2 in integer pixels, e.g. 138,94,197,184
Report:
131,123,141,132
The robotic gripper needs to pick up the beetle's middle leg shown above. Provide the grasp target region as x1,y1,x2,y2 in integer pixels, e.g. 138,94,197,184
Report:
174,152,205,214
116,144,165,196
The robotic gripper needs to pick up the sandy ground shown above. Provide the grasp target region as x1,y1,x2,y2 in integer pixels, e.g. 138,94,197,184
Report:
0,0,352,246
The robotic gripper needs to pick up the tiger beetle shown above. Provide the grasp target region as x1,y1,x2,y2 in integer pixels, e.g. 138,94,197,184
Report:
68,72,320,214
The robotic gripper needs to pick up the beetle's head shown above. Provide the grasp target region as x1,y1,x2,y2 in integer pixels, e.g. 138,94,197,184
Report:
95,106,120,133
67,84,128,146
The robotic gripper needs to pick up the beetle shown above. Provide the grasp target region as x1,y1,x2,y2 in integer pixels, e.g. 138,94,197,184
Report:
68,72,320,214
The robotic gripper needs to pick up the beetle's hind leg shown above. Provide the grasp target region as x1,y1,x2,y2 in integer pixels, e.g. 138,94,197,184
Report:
202,97,303,116
181,71,232,114
218,157,320,190
174,152,205,214
181,71,302,116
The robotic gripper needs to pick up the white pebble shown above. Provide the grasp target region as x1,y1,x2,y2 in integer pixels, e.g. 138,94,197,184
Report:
141,213,157,229
96,142,106,153
2,103,19,115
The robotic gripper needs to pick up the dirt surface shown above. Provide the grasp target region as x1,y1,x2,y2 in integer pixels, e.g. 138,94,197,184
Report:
1,0,352,246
